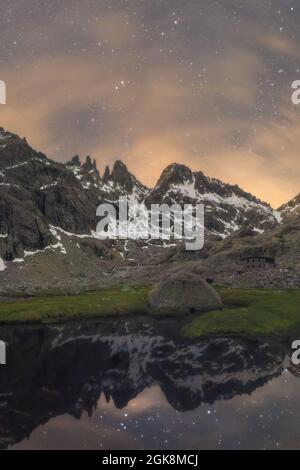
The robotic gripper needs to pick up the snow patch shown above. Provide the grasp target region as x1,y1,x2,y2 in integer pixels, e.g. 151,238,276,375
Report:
273,211,283,223
0,257,6,271
40,182,58,190
50,225,93,239
24,242,67,257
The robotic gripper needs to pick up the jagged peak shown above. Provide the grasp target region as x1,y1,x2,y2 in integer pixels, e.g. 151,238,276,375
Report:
103,165,110,183
106,160,148,194
108,160,137,192
0,127,49,172
153,163,194,190
0,127,26,143
110,160,131,185
277,193,300,221
167,162,191,171
111,159,128,174
278,193,300,211
163,162,192,177
0,127,11,137
147,162,273,219
82,155,96,170
67,155,81,167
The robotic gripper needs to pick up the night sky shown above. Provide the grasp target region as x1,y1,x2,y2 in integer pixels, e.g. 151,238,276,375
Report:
0,0,300,207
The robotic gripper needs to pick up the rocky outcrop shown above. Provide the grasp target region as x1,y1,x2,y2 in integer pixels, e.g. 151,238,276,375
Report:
278,193,300,222
82,155,98,175
102,165,110,183
108,160,148,195
67,155,81,167
149,271,223,312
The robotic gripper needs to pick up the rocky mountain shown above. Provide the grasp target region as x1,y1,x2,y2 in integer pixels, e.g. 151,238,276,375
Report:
0,127,147,266
145,163,280,237
0,127,280,261
278,193,300,221
0,126,298,292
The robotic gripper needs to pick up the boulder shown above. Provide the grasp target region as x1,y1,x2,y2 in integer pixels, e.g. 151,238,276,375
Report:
149,272,223,313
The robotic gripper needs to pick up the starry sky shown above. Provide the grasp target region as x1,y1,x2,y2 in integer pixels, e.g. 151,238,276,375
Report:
0,0,300,207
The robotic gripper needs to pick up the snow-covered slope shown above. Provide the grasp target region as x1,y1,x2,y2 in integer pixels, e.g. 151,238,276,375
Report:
145,163,279,238
278,193,300,221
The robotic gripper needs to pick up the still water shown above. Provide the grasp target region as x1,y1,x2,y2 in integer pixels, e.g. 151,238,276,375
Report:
0,318,299,450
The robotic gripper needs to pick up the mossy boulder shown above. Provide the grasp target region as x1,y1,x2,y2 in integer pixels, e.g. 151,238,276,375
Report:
149,272,223,313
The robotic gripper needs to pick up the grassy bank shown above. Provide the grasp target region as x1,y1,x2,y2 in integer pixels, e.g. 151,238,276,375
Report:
182,289,300,338
0,287,300,339
0,286,150,323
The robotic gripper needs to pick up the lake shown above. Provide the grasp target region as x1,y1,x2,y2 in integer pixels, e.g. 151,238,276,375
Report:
0,318,299,450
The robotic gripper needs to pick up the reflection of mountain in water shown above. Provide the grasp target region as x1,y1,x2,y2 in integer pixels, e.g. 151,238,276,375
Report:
0,319,292,449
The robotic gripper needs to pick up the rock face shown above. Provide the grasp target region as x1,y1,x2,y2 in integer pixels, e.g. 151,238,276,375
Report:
0,128,148,261
278,193,300,222
149,272,223,312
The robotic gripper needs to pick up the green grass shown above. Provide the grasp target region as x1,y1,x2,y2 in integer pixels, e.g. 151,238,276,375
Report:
0,286,151,323
1,286,300,338
182,288,300,338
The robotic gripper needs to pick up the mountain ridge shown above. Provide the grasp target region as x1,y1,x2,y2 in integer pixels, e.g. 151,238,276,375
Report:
0,127,294,255
0,126,299,292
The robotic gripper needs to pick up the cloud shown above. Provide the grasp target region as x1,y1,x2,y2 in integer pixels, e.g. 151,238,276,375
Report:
0,0,299,207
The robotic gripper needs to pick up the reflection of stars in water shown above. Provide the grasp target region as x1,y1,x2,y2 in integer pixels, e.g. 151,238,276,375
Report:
81,371,300,450
9,350,300,450
91,389,225,449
